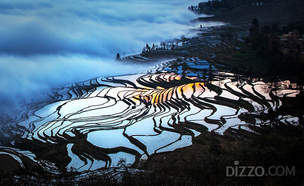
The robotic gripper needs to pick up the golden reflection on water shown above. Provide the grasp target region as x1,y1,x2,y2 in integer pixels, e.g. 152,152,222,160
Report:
130,81,206,105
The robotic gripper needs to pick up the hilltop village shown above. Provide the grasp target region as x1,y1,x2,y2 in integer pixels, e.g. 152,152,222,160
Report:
280,29,304,62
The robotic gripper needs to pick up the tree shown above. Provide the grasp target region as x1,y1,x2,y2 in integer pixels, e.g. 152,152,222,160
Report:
116,53,121,60
252,18,259,27
146,44,150,51
117,158,126,168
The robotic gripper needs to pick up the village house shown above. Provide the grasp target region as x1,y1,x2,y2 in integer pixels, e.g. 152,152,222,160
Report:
279,29,304,63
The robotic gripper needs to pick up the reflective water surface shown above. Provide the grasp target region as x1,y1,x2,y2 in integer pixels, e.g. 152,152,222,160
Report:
0,58,300,173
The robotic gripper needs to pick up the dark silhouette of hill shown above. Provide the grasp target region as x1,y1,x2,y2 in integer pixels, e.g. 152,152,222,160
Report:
195,0,304,29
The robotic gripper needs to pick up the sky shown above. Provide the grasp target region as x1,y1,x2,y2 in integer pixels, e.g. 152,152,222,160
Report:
0,0,211,112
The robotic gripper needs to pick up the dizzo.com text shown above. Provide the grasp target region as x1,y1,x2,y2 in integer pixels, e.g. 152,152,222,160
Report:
226,161,295,177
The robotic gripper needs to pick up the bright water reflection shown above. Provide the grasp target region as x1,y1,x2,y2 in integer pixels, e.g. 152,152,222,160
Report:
0,58,300,173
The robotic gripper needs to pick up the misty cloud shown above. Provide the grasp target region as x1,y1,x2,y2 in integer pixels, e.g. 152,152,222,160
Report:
0,0,214,113
0,0,200,56
0,54,152,111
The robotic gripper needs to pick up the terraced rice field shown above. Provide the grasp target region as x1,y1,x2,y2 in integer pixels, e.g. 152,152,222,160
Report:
0,57,299,174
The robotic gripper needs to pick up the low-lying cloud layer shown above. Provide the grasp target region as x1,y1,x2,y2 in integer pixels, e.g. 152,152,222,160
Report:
0,0,210,113
0,0,201,56
0,54,152,111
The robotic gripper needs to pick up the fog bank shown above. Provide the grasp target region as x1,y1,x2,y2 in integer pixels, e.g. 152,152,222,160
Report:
0,0,213,113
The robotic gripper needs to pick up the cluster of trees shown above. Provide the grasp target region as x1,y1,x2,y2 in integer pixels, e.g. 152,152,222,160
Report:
246,18,282,64
246,18,304,76
142,41,183,53
189,0,274,13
